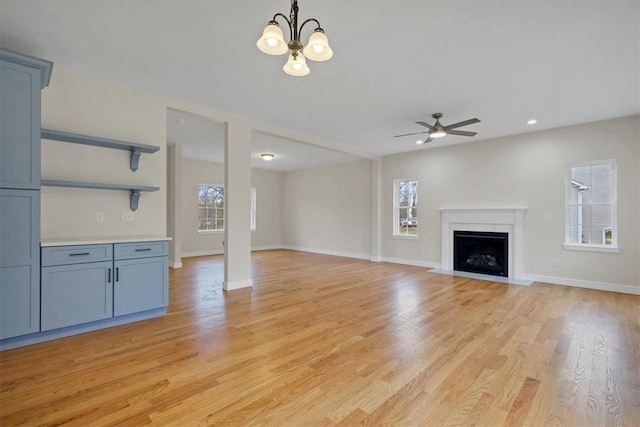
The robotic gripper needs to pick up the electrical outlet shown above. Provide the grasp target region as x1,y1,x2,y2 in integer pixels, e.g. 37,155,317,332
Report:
552,259,560,267
544,214,552,223
121,211,134,222
95,212,104,223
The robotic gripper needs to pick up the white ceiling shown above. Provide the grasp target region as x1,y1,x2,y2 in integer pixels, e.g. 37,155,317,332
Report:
2,0,638,164
167,108,361,171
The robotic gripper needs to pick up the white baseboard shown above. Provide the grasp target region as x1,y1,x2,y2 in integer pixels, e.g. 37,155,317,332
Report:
370,256,382,262
169,261,182,269
181,249,224,258
223,278,253,290
181,245,284,259
251,245,283,251
381,257,441,269
281,245,371,260
522,273,640,295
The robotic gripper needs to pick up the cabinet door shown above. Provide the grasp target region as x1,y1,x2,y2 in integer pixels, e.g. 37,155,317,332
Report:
114,257,168,317
0,59,41,189
0,189,40,339
41,261,113,331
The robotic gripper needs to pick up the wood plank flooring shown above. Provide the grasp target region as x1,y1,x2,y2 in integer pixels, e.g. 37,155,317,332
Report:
1,249,639,426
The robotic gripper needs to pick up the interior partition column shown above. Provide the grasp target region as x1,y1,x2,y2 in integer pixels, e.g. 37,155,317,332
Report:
370,158,382,261
223,119,253,290
167,143,182,268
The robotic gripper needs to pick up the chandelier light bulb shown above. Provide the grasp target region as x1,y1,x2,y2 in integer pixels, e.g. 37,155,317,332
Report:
257,22,288,55
303,29,333,61
283,53,310,76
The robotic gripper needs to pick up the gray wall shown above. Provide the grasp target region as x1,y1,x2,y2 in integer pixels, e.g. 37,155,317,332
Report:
41,68,167,239
381,115,639,288
282,159,373,259
180,158,282,255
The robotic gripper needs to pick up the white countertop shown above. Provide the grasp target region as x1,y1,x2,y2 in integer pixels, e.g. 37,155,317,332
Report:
41,235,172,247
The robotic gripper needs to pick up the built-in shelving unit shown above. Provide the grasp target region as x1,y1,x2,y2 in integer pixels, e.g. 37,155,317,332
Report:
41,179,159,211
40,129,161,211
41,129,160,172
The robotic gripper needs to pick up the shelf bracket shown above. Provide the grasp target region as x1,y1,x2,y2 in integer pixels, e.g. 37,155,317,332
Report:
130,190,141,211
130,149,142,172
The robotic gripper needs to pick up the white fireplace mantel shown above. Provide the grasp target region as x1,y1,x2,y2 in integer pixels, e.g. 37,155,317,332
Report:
440,208,527,280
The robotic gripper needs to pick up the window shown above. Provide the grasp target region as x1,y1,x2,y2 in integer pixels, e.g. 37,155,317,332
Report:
198,184,224,232
197,184,257,233
565,160,617,250
250,187,257,231
394,179,418,236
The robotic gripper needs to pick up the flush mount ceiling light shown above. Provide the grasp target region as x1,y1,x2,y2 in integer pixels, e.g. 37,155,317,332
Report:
527,119,538,125
261,153,275,161
257,0,333,77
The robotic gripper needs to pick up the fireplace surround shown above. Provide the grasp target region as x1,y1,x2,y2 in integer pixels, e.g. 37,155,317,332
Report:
440,208,526,280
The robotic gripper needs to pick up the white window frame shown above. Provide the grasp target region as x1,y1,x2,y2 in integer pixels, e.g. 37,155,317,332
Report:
250,187,256,232
393,178,418,239
197,184,257,234
198,184,225,234
563,159,618,253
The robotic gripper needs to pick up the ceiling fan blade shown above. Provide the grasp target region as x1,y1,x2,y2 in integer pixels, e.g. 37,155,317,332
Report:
394,131,428,138
444,118,481,130
446,130,477,137
415,121,436,130
424,137,433,143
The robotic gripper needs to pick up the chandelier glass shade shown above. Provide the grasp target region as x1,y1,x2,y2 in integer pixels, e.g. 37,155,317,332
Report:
257,1,333,76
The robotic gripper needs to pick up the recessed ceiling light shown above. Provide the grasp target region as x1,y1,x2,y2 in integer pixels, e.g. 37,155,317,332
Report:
261,153,275,161
527,119,537,125
416,140,424,145
176,119,186,125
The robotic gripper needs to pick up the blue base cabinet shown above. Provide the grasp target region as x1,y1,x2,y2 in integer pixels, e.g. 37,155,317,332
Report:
0,240,168,350
42,261,113,331
114,257,168,317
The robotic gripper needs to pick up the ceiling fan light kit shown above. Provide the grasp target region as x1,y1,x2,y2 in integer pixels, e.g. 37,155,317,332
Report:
257,0,333,76
395,113,481,145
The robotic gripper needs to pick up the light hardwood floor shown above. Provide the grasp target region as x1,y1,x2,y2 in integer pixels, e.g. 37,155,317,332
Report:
1,250,639,426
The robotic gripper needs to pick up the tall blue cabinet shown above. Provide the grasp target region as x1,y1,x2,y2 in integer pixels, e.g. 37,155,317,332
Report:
0,49,53,339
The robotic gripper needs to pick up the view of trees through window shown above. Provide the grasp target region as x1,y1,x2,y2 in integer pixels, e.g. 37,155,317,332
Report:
396,180,418,235
568,161,615,246
198,184,224,231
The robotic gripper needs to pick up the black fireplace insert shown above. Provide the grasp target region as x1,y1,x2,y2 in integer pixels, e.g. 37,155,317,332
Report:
454,231,508,277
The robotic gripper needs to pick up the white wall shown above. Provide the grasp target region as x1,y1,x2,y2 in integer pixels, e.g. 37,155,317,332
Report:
180,158,282,256
282,159,372,259
381,115,640,289
41,68,167,239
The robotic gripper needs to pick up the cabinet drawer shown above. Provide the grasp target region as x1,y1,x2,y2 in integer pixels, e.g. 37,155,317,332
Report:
42,244,113,266
114,241,168,260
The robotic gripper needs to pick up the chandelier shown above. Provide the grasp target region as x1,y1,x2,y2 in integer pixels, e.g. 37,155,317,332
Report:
256,0,333,77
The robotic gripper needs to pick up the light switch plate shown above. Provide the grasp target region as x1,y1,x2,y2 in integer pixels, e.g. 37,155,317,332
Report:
96,212,104,222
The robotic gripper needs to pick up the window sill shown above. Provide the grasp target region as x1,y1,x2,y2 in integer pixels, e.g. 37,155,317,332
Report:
198,230,257,235
393,234,418,240
198,230,224,235
562,243,620,253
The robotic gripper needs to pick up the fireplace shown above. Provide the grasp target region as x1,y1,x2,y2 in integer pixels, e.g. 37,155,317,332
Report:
454,231,508,277
440,208,526,280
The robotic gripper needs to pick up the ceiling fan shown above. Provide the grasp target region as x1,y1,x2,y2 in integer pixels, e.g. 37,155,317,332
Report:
394,113,481,144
